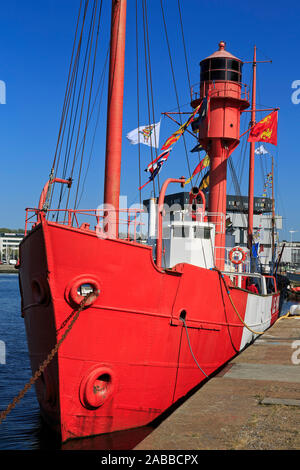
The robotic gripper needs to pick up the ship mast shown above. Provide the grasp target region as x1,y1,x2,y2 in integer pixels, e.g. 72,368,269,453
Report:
247,45,257,259
246,47,272,269
103,0,127,238
271,154,276,265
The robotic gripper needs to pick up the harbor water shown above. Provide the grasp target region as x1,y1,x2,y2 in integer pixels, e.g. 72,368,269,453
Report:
0,273,296,450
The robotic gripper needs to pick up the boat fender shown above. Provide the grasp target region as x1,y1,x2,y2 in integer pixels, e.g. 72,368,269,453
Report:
79,366,115,409
65,275,100,307
229,247,246,265
290,304,300,316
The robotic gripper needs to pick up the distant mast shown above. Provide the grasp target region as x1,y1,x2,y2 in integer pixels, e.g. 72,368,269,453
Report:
103,0,127,238
192,41,249,270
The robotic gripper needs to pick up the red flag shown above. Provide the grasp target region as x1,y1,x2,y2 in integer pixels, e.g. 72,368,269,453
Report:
248,111,278,145
183,154,210,186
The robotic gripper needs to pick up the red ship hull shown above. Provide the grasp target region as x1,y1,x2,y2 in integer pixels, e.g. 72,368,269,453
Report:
18,219,280,442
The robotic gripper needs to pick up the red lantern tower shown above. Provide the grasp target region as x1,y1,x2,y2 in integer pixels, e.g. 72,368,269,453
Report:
191,41,249,270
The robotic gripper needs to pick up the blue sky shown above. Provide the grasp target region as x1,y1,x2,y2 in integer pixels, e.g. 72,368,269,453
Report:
0,0,299,241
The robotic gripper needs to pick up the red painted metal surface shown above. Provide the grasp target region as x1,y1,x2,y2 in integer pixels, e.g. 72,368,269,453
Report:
19,218,280,442
103,0,127,238
207,139,228,268
191,42,250,270
18,15,281,443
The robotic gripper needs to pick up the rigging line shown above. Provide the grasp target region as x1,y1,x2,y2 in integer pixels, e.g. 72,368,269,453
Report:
256,69,267,191
160,0,193,184
52,3,89,184
71,41,110,208
143,0,163,195
143,0,158,152
235,111,247,184
54,55,82,218
64,1,97,174
144,0,169,267
135,0,142,205
60,0,120,214
58,24,93,184
50,1,91,213
228,155,248,230
73,0,103,211
54,37,83,182
238,135,248,190
63,0,98,215
50,0,85,172
76,80,104,208
58,33,111,210
141,0,156,196
177,0,191,92
48,0,89,212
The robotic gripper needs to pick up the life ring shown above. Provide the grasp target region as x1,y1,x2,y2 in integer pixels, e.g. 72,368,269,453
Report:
65,275,100,307
229,247,247,265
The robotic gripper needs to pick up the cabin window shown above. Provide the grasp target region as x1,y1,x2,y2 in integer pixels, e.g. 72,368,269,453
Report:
211,58,227,69
200,71,209,82
194,226,211,239
227,71,240,82
210,70,226,81
173,226,190,238
227,59,241,72
200,60,210,73
200,58,242,83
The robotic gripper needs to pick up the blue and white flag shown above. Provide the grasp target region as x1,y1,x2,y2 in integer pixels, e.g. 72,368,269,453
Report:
255,144,268,155
139,148,172,190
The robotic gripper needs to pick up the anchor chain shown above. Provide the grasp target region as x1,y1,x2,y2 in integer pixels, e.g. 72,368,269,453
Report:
0,291,98,424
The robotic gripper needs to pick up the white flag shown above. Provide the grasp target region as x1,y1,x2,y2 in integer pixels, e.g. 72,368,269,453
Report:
255,144,268,155
126,121,160,148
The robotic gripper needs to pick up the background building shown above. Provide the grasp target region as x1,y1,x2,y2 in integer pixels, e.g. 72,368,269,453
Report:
225,195,282,269
0,232,24,264
278,241,300,272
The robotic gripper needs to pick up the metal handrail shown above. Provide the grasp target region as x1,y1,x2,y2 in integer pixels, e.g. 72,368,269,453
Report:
24,207,145,242
190,81,249,102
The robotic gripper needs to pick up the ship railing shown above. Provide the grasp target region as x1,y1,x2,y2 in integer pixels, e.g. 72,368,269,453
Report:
206,212,225,234
176,209,225,233
24,207,145,242
221,271,276,295
190,81,250,102
173,210,225,234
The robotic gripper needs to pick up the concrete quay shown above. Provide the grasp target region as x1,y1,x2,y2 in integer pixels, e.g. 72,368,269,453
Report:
0,264,18,274
135,315,300,450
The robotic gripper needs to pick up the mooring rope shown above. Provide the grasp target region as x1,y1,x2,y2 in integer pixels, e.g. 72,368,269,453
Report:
180,317,209,378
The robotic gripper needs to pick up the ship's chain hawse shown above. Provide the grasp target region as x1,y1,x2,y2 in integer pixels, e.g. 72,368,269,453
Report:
0,290,99,424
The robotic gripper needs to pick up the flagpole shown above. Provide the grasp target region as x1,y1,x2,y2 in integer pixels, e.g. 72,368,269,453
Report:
247,45,257,263
239,107,279,139
271,154,276,268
